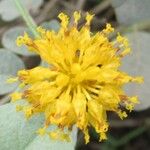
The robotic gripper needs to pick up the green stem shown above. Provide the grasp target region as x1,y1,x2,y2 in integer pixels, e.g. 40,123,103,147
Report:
14,0,39,37
102,126,148,150
115,126,147,147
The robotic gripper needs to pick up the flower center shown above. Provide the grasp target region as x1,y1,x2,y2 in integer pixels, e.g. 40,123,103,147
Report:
69,63,85,84
71,63,81,75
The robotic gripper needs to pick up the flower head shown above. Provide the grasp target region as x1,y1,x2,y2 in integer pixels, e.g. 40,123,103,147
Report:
10,12,143,143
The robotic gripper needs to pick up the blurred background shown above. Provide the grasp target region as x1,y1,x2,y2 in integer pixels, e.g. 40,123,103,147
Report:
0,0,150,150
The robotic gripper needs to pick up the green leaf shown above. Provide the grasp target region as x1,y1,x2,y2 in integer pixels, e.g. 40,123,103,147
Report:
0,49,25,75
111,0,126,8
0,75,18,95
0,102,77,150
40,61,49,67
2,27,36,56
0,0,43,21
0,49,25,95
111,0,150,25
41,20,60,32
25,132,77,150
121,31,150,111
0,102,44,150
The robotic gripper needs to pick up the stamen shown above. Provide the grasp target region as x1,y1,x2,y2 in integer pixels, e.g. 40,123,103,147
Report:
82,87,92,100
85,12,94,26
73,11,81,25
58,13,69,29
85,86,100,95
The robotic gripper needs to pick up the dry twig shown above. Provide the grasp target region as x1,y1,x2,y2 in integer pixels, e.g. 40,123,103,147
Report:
90,0,111,14
0,95,10,105
36,0,60,24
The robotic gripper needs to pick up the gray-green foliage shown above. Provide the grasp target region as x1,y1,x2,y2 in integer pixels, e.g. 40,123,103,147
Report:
0,49,24,75
0,74,18,95
111,0,150,25
111,0,150,111
111,0,125,8
40,61,49,68
0,101,77,150
25,133,77,150
0,49,25,95
41,20,60,32
2,27,36,56
121,32,150,111
0,0,43,21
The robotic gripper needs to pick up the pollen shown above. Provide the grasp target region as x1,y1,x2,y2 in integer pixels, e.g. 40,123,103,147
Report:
10,12,143,143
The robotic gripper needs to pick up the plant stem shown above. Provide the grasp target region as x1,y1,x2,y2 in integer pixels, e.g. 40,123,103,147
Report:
102,126,148,150
115,126,147,147
13,0,39,37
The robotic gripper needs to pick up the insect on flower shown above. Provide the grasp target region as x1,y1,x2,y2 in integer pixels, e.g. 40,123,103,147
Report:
9,12,143,143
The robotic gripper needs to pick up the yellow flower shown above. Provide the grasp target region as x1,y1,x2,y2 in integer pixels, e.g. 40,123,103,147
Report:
10,12,143,143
